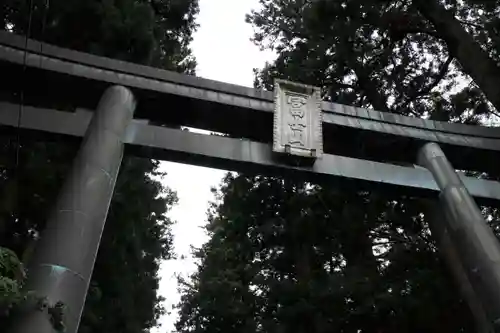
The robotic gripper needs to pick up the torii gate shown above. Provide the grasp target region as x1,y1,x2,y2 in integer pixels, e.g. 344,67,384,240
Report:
1,31,500,333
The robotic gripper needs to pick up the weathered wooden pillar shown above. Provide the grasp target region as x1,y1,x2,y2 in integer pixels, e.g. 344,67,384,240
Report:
427,202,493,332
9,85,136,333
419,142,500,330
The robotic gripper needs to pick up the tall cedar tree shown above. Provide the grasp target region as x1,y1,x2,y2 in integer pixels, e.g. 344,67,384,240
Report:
0,1,199,332
175,1,500,333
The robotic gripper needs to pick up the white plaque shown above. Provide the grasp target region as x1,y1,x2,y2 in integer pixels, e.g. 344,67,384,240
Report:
273,79,323,161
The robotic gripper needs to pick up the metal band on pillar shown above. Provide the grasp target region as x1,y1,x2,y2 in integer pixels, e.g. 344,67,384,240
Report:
9,86,136,333
418,142,500,329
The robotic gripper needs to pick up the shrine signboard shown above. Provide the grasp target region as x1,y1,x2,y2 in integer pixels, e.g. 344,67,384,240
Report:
273,79,323,164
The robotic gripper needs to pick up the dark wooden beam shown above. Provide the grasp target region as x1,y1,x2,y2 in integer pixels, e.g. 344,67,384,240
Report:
2,102,500,205
1,31,499,173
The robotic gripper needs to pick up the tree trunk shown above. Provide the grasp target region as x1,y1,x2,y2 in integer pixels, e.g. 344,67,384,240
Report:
413,0,500,112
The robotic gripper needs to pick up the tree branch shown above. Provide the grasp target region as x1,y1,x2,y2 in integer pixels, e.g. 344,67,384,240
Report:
325,79,356,90
397,54,453,113
456,18,487,31
396,27,443,40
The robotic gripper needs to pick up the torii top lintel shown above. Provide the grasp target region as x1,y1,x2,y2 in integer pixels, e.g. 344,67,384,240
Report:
0,31,499,174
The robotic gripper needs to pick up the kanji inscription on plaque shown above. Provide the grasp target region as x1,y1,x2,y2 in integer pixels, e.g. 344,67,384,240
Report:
273,79,323,161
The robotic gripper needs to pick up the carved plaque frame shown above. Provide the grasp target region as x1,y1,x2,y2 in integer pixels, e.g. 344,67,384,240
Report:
273,79,323,161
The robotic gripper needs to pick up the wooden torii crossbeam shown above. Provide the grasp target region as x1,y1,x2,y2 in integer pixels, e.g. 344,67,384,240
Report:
0,31,499,172
1,31,500,333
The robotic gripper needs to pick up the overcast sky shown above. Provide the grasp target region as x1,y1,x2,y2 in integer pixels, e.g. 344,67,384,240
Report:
154,1,275,332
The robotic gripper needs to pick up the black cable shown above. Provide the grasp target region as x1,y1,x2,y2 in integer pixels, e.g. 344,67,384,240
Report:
16,0,49,174
15,0,35,168
11,0,34,227
39,0,49,64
